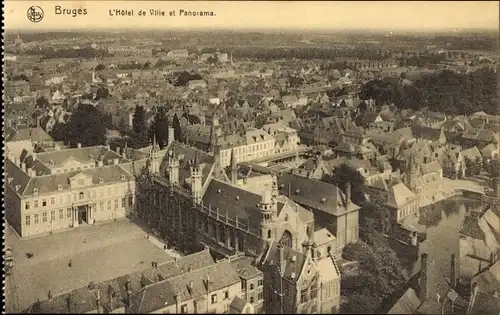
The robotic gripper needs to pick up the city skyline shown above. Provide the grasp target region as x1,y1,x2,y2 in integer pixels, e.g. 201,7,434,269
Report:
5,1,499,32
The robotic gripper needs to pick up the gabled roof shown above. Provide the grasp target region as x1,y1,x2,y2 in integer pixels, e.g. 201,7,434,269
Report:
277,173,359,217
262,241,308,282
387,182,417,209
202,179,284,230
130,260,240,313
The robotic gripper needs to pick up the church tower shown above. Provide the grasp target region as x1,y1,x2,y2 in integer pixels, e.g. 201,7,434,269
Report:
148,134,161,175
406,154,420,193
190,151,203,204
259,188,277,241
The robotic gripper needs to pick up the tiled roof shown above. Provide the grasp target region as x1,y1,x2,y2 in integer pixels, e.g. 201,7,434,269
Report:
263,241,308,282
26,250,215,314
277,173,359,217
130,260,240,313
33,146,125,167
387,287,421,314
21,164,135,197
469,292,500,315
202,179,283,228
387,183,417,209
6,126,54,142
230,256,262,280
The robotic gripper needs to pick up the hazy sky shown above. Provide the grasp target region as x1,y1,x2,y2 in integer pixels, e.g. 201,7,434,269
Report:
5,1,499,31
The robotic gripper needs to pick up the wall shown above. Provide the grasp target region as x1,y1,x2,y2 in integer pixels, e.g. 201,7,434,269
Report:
5,185,22,237
18,178,135,238
320,279,340,314
153,281,241,314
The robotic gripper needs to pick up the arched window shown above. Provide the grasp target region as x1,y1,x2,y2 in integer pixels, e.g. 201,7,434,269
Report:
79,192,84,200
267,229,272,239
279,230,293,248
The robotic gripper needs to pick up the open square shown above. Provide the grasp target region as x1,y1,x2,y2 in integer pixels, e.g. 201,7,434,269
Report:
5,219,175,313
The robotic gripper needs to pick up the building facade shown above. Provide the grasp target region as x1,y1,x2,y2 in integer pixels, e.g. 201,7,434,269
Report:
5,145,138,238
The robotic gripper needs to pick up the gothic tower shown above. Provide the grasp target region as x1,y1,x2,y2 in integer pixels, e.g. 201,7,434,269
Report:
190,151,203,204
406,154,420,193
259,189,277,241
167,147,179,185
148,134,161,175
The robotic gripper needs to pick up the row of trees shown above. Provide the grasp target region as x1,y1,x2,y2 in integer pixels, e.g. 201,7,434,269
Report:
230,46,387,61
360,67,498,115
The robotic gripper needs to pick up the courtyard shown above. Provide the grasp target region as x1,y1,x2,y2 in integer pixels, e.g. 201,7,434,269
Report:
5,219,175,313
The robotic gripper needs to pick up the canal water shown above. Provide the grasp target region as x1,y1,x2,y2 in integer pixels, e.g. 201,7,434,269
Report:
405,196,482,298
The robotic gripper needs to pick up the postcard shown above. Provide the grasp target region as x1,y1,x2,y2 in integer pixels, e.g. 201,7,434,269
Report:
3,1,499,314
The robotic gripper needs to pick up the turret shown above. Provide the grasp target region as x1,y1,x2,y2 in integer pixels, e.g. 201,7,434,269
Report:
168,148,179,185
190,151,203,204
148,133,161,174
260,188,276,240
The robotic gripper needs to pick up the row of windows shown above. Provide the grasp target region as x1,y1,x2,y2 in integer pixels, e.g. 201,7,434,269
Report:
55,164,95,173
24,197,133,226
25,208,72,225
300,286,318,304
241,279,263,292
25,186,132,210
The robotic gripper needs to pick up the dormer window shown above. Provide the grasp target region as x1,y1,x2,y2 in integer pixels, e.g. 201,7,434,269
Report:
120,174,126,180
58,184,63,191
33,188,39,196
99,178,104,184
49,159,54,165
8,178,13,184
15,185,21,191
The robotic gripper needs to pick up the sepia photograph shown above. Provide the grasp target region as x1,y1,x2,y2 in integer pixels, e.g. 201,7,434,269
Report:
3,1,500,314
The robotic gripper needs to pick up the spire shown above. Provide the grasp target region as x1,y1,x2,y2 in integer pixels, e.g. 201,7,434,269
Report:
231,148,237,171
152,132,158,151
194,150,199,167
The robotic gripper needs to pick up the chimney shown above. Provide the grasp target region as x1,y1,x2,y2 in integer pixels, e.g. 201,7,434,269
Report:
126,279,132,306
345,181,351,205
278,244,286,274
32,152,37,161
114,158,119,165
48,290,53,300
67,292,72,313
188,280,194,293
419,253,429,302
116,147,121,155
96,289,101,314
20,162,26,173
450,254,457,290
77,143,82,148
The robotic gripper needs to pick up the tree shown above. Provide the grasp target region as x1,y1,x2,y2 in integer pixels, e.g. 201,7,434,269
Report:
36,96,49,109
341,240,408,314
152,106,169,149
487,158,500,178
95,86,110,100
359,202,391,238
328,163,366,205
132,105,147,135
95,64,106,71
172,113,182,142
62,104,107,147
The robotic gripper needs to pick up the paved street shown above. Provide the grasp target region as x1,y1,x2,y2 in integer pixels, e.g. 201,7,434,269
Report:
5,219,174,313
